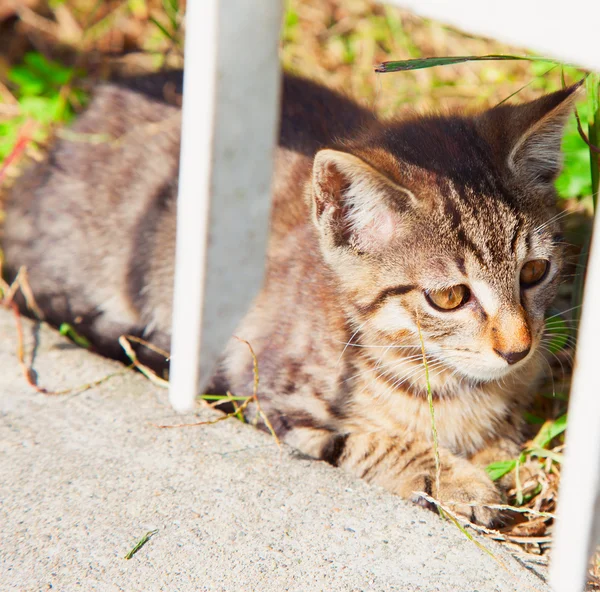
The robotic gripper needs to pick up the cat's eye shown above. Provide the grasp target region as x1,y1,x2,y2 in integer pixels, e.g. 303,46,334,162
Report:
520,259,549,288
425,285,470,311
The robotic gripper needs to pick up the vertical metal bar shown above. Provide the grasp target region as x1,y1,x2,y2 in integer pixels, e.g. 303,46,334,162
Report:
550,216,600,591
169,0,282,412
168,0,217,412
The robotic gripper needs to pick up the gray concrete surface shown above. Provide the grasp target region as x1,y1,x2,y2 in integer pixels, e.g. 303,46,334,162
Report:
0,309,550,591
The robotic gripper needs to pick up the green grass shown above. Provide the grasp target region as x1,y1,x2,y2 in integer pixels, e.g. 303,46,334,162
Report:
0,52,86,169
124,529,159,560
59,323,91,349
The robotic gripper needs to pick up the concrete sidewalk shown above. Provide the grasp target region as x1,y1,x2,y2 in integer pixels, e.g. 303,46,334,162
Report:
0,310,549,591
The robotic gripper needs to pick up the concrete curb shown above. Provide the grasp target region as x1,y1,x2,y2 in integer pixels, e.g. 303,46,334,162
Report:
0,310,549,591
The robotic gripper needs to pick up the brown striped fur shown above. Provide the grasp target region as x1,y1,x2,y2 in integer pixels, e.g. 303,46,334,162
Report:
2,71,579,525
214,77,580,526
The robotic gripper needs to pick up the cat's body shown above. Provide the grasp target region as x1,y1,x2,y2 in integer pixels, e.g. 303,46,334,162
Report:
3,72,185,360
3,71,578,525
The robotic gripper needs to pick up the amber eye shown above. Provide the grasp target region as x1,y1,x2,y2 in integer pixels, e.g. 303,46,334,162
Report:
520,259,549,288
425,285,470,311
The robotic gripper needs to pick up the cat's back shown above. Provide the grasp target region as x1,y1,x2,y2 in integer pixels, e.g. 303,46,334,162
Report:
3,72,183,354
280,74,375,154
2,70,373,356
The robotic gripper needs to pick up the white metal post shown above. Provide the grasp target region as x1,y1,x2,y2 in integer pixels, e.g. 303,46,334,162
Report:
168,0,217,412
169,0,282,412
550,210,600,590
385,5,600,587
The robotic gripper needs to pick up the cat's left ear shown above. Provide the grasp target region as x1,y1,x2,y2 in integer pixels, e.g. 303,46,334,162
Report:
477,82,583,189
311,149,415,253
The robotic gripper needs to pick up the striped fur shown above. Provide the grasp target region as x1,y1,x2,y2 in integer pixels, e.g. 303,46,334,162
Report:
2,72,579,526
213,78,580,526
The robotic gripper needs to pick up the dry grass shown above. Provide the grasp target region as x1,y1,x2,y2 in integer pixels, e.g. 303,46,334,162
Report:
281,0,577,116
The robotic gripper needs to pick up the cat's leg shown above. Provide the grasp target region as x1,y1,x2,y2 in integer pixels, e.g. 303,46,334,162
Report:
469,436,520,469
331,431,503,526
470,435,538,492
241,402,502,525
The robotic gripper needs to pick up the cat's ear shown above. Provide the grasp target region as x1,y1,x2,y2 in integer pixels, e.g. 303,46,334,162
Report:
478,82,582,189
311,149,414,252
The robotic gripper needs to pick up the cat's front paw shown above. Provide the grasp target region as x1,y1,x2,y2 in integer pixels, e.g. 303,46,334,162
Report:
409,455,503,527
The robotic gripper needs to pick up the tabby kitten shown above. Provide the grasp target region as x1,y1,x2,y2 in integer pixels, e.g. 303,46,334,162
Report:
3,71,579,525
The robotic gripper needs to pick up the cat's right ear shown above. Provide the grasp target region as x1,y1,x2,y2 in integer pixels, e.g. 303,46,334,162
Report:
477,82,582,191
311,149,414,253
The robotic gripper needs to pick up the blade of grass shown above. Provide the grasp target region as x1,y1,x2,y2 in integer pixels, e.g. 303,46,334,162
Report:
232,336,281,447
122,334,170,361
587,74,600,209
124,529,158,560
495,65,559,107
199,394,254,402
118,335,169,388
514,453,525,505
570,74,599,327
528,448,564,464
375,54,547,74
7,298,132,396
59,322,91,349
413,492,549,592
532,415,567,449
155,337,280,447
154,393,254,429
415,314,441,500
486,459,517,481
149,15,176,42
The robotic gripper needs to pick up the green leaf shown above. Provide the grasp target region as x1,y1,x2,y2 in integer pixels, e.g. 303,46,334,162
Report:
284,8,299,29
521,483,543,504
0,122,20,160
485,459,516,481
533,414,568,449
19,96,67,124
540,390,569,401
162,0,180,30
23,52,73,86
556,108,592,199
8,53,74,99
523,412,545,425
149,15,175,41
8,67,46,95
528,448,564,463
375,54,538,73
59,323,91,349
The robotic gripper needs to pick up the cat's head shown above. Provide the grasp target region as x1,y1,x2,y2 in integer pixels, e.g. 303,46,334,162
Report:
310,84,580,382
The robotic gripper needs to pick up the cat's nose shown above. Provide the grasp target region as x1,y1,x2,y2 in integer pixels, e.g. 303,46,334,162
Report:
494,347,531,365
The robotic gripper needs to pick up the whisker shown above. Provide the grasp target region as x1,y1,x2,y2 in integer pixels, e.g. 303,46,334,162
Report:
538,341,576,358
335,341,428,350
545,305,582,320
537,344,570,382
336,321,367,366
535,209,573,233
344,353,426,384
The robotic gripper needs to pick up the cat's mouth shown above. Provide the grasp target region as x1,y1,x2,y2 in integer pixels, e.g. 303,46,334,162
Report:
439,348,536,383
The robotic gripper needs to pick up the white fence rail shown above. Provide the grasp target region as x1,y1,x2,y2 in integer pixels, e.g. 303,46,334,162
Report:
169,0,281,412
171,0,600,589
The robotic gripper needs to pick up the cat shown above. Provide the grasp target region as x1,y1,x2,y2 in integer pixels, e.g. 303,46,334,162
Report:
2,70,579,525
